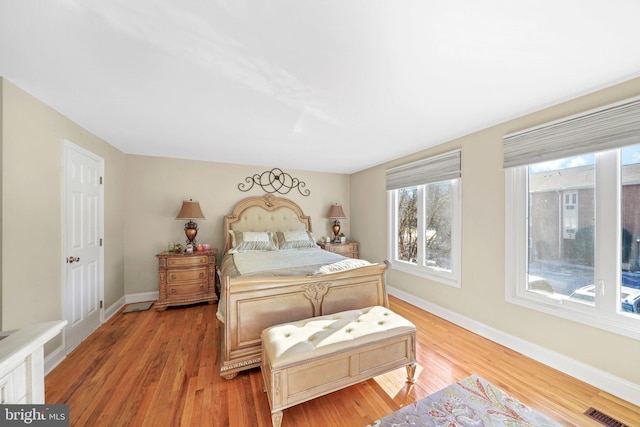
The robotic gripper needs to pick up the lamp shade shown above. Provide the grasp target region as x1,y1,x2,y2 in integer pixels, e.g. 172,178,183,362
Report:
175,200,206,220
327,204,346,219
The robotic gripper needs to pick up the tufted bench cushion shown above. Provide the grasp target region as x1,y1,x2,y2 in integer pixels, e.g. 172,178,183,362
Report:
261,306,416,427
263,306,416,367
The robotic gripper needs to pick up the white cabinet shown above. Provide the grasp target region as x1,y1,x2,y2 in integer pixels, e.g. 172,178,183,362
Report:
0,321,66,403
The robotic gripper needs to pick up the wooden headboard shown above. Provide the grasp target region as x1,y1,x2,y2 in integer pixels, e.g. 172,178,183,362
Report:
223,194,312,252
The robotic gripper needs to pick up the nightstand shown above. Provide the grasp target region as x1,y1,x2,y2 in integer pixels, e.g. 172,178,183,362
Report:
318,242,359,259
155,249,218,311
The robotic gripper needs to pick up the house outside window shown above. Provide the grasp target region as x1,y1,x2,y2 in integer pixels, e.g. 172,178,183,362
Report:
505,96,640,339
561,191,579,240
387,150,461,287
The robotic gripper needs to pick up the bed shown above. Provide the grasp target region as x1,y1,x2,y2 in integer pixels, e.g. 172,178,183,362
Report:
217,194,389,379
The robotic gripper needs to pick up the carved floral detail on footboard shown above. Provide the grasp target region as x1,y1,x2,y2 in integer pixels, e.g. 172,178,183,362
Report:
303,282,330,316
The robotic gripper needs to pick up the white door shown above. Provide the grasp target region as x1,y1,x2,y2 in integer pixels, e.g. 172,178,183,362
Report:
63,141,104,352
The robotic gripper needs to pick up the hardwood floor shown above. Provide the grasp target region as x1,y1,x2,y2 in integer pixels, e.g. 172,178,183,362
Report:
45,296,640,426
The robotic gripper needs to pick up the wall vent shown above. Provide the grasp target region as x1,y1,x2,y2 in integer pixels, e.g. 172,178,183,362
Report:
584,407,629,427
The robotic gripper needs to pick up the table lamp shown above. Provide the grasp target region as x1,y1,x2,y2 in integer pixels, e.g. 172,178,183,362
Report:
176,199,206,246
327,203,346,243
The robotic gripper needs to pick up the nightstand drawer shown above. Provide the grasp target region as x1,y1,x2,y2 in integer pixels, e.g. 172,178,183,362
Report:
167,267,207,283
167,255,208,267
168,282,208,296
329,246,353,256
319,242,359,259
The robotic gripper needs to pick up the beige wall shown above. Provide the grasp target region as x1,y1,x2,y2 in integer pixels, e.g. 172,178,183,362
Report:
0,78,126,350
351,76,640,388
124,155,350,295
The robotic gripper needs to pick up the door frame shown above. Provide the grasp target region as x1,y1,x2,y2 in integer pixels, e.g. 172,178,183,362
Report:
61,139,105,353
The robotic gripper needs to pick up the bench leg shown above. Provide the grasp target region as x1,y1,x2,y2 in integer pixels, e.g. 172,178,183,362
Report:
271,411,283,427
406,363,416,383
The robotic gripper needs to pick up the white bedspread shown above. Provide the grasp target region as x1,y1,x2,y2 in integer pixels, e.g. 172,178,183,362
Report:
232,248,348,275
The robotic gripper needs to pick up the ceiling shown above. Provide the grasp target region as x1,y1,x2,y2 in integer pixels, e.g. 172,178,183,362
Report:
2,1,640,174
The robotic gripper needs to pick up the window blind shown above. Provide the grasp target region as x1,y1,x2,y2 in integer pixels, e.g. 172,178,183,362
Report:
386,149,461,190
503,96,640,169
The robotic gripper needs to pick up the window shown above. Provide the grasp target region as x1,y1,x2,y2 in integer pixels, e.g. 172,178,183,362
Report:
387,150,461,287
527,153,596,301
505,96,640,339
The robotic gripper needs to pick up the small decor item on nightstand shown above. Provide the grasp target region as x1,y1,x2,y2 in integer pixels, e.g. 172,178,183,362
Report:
327,203,347,243
175,199,206,246
340,233,346,243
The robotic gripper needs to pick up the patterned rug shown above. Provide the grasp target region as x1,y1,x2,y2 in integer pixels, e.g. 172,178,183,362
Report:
368,374,563,426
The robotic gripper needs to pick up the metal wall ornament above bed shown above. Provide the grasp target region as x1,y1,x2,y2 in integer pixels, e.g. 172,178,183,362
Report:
238,167,310,196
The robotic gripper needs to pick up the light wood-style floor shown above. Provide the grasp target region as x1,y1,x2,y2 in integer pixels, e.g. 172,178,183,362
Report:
45,296,640,426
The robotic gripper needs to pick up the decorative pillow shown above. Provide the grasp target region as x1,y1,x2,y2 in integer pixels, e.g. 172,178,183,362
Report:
228,231,278,253
277,230,319,250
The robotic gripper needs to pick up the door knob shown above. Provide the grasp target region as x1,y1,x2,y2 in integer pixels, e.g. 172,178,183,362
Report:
67,256,80,263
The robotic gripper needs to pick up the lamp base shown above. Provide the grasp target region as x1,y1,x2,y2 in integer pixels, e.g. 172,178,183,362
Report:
184,221,198,246
332,220,341,243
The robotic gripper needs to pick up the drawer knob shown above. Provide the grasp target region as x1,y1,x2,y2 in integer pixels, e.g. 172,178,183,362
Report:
170,288,177,294
170,274,176,280
199,284,205,290
199,272,204,278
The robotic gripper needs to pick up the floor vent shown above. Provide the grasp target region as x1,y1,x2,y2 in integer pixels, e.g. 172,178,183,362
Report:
584,407,629,427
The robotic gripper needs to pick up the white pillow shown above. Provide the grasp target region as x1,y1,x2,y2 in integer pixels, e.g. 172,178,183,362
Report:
277,230,319,249
228,231,278,253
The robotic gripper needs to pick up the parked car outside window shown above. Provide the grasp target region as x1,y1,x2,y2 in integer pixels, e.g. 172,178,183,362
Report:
569,285,640,313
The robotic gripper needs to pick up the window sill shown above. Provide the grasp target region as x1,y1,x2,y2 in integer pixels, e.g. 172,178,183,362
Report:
390,260,461,288
506,292,640,341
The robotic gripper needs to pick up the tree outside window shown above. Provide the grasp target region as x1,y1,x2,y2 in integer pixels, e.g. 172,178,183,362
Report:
390,179,460,287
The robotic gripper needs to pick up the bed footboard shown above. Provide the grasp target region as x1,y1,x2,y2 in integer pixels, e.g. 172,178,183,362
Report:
219,262,389,379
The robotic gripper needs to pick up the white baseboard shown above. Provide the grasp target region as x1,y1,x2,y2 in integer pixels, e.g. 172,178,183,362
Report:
387,285,640,407
124,291,158,305
44,341,67,376
105,295,126,322
105,291,158,320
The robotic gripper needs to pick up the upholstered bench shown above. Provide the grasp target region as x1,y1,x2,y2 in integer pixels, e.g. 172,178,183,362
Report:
261,306,417,427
